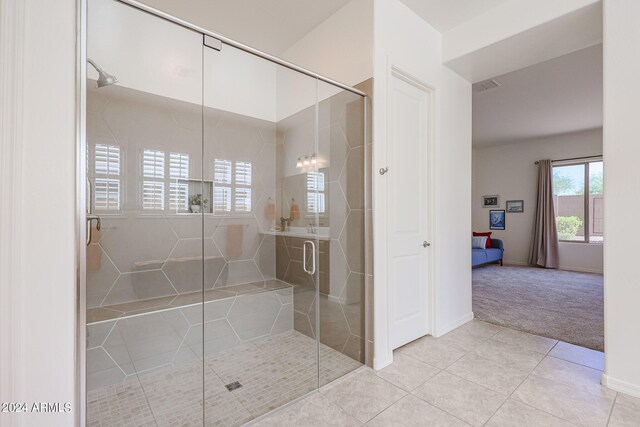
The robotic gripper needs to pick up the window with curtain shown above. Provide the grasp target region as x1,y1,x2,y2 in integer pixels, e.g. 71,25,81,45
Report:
94,143,121,212
213,158,252,213
552,159,603,243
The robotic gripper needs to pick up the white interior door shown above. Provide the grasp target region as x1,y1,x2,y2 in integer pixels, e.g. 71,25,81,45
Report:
387,69,430,349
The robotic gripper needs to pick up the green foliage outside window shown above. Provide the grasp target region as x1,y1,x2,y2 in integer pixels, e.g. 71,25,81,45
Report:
556,216,583,240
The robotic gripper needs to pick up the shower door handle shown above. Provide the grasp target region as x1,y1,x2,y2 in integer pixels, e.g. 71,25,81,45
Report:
303,240,316,275
87,215,101,246
86,178,101,245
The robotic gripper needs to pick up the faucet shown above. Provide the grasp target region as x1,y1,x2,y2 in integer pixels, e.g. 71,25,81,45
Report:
280,217,292,231
307,222,316,234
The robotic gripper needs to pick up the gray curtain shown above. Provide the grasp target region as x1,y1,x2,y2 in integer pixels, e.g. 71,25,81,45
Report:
528,160,559,268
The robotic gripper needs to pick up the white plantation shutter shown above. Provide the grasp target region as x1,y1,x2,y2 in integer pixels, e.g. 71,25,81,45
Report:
143,149,165,210
214,159,232,185
143,149,165,178
95,178,120,211
170,182,189,211
235,161,252,212
235,161,252,186
94,144,121,212
213,159,253,213
307,171,325,214
143,182,164,210
170,152,189,179
214,159,232,212
169,152,189,211
235,188,252,212
214,187,232,212
95,144,120,175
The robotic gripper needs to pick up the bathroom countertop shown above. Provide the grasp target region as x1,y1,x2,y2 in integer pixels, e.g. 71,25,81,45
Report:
260,227,330,241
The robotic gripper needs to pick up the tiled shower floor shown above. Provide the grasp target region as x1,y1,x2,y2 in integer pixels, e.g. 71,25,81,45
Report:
87,330,361,427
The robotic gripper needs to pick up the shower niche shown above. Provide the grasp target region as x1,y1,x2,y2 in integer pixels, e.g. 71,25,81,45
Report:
84,0,367,425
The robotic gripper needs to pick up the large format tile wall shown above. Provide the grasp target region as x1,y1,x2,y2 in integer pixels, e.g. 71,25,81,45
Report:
86,82,278,309
275,84,372,366
86,286,293,391
86,78,373,389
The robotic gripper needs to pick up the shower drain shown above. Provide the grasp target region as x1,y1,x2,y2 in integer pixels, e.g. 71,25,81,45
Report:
225,381,242,392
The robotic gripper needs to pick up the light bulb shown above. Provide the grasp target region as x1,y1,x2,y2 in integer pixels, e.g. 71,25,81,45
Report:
303,156,310,166
311,154,317,164
296,157,302,168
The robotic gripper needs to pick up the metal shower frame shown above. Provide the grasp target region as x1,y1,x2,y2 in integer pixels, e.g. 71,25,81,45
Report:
76,0,369,425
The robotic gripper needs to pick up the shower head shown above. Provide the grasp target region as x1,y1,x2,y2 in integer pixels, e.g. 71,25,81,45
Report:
87,58,118,88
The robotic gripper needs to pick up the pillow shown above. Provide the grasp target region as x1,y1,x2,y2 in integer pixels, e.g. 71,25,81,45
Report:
473,231,492,248
472,236,488,249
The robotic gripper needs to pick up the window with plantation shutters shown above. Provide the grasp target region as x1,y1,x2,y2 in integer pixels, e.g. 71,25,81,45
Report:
214,159,232,212
235,161,252,212
94,144,121,212
142,149,165,210
169,152,189,212
213,158,252,213
306,171,325,214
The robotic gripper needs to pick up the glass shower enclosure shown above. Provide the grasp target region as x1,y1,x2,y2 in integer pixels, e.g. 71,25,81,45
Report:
84,0,366,425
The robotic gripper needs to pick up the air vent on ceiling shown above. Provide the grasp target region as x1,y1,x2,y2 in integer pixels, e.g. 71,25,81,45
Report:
472,78,501,93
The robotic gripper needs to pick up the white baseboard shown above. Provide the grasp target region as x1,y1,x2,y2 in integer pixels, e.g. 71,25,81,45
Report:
602,374,640,399
503,260,528,267
433,312,474,337
373,352,393,370
502,260,603,274
558,265,604,274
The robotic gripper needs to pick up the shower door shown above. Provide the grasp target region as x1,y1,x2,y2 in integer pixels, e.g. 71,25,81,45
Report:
202,40,321,424
85,0,206,425
85,0,365,424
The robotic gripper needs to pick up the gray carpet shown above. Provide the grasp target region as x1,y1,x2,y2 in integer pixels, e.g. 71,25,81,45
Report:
473,265,604,351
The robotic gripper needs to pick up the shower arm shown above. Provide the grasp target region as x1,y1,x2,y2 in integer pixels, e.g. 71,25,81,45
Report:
87,58,102,73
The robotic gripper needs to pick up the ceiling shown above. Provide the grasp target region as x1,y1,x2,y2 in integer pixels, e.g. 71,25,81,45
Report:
139,0,352,55
472,44,603,147
399,0,510,32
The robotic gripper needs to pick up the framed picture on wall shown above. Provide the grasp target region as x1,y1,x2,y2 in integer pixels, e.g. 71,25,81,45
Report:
489,210,506,230
482,195,499,208
506,200,524,213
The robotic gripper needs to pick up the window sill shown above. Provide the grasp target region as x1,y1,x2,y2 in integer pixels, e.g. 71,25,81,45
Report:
558,240,604,245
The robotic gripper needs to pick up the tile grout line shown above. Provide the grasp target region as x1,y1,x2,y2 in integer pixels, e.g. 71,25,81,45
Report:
396,324,574,426
479,340,581,426
401,391,476,426
605,393,619,426
356,368,471,425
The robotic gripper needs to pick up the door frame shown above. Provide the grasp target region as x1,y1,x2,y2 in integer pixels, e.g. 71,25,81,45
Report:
373,61,437,369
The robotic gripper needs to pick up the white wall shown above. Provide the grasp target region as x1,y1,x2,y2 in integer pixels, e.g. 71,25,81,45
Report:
0,0,77,425
277,0,373,121
373,0,472,368
472,128,604,273
601,0,640,398
280,0,373,87
442,0,602,82
89,0,278,122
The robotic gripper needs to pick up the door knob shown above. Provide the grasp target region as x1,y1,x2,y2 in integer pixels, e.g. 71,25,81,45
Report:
423,241,430,248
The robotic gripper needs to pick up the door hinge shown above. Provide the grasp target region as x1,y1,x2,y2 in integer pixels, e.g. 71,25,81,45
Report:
204,35,222,51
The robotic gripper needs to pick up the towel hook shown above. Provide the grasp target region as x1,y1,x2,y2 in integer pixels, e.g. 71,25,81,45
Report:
379,167,389,175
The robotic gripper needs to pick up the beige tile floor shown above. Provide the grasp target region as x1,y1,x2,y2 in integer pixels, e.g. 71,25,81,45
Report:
256,320,640,427
87,330,361,426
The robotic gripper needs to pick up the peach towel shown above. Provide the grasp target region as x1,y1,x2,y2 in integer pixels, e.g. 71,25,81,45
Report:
227,224,244,259
87,225,102,271
266,198,276,220
290,201,300,220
